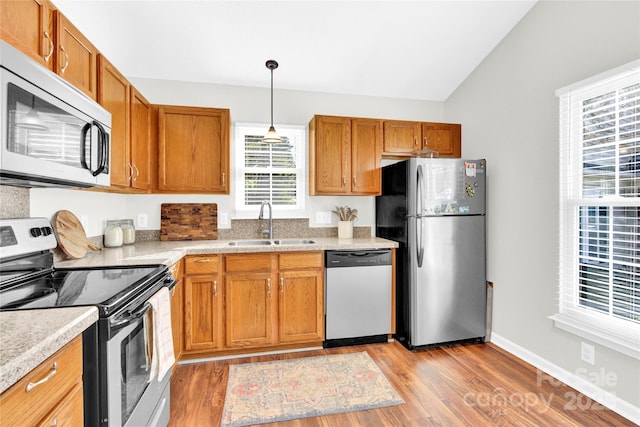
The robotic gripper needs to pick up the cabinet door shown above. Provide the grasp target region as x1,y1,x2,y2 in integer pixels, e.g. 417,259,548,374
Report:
157,106,230,193
383,120,421,155
279,269,324,343
422,123,461,158
225,272,277,348
0,0,54,68
130,87,152,190
184,274,223,351
351,118,382,195
170,278,184,361
309,115,351,195
55,11,98,100
98,55,130,188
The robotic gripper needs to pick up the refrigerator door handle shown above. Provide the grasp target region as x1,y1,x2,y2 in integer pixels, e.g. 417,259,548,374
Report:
416,165,425,267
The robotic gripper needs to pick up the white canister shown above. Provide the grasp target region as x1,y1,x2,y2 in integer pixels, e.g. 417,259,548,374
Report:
120,220,136,245
104,223,123,247
338,221,354,239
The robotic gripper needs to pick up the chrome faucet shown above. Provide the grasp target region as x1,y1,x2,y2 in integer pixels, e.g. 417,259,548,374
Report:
258,201,273,240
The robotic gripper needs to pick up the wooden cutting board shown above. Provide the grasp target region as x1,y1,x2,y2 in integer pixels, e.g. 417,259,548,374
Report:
160,203,218,241
53,210,101,259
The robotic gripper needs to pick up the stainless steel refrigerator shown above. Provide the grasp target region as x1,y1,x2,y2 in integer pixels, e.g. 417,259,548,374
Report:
376,158,487,348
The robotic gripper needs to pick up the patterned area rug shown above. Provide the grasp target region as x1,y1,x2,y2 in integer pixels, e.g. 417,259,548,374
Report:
221,351,404,426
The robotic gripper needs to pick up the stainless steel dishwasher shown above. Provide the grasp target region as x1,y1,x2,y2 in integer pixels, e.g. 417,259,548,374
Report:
324,249,392,347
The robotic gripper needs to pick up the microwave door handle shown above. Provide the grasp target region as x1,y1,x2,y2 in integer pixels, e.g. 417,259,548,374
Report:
80,122,91,171
92,121,107,176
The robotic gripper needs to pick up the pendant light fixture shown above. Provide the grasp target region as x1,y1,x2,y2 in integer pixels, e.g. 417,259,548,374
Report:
263,59,281,144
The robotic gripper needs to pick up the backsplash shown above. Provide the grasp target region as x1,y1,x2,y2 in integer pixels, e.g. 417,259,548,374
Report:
124,218,370,243
0,185,29,219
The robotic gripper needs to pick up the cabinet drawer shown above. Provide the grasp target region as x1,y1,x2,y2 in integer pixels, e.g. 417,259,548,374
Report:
169,259,184,279
37,382,84,427
279,252,323,270
185,255,219,275
224,254,273,273
0,335,83,427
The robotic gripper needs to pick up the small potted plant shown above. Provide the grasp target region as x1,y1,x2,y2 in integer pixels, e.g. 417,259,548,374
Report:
333,205,358,239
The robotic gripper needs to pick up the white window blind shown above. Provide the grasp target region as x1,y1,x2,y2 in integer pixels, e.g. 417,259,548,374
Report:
235,124,305,213
554,61,640,358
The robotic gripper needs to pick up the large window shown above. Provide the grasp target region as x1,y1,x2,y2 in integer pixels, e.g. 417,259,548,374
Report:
554,61,640,358
234,123,305,214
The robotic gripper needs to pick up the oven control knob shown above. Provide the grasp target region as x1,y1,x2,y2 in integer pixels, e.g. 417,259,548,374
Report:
30,227,42,237
41,226,53,236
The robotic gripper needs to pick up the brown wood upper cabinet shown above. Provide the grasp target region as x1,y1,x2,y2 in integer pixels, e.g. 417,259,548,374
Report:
0,0,55,69
422,122,461,158
98,55,152,191
0,3,98,100
54,10,98,100
383,120,462,158
157,106,230,193
382,120,422,155
309,115,382,196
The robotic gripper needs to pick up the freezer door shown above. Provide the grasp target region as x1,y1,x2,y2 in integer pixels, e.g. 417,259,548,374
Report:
410,215,486,346
411,158,486,216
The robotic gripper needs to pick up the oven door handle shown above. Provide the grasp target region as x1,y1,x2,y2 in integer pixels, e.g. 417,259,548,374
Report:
110,302,152,330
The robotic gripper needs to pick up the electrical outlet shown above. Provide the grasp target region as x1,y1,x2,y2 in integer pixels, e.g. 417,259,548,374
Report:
581,342,595,365
136,213,148,228
219,212,229,227
316,211,332,224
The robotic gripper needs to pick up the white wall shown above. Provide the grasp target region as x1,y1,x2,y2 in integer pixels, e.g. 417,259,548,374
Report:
30,84,443,236
445,0,639,412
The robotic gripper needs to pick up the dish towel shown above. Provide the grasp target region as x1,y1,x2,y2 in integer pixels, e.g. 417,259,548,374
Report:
147,286,175,382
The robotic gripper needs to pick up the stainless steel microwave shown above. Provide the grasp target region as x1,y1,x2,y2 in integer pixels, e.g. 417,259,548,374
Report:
0,40,111,188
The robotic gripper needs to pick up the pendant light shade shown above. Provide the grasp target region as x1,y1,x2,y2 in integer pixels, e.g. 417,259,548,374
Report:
264,59,281,144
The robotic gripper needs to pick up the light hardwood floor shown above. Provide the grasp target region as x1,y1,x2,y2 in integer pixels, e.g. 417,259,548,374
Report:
169,341,632,426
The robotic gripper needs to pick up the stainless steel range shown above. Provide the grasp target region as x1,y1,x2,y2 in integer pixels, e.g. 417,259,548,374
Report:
0,217,175,427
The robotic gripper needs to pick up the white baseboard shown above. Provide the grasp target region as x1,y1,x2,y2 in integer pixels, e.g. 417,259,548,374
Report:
490,333,640,425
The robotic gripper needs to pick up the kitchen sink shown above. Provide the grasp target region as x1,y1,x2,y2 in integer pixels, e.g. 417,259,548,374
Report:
227,239,316,246
272,239,316,245
227,240,273,246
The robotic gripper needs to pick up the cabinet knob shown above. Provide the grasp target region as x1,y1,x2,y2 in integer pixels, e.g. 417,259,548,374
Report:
267,278,271,294
342,176,346,187
221,172,226,186
424,136,428,147
280,277,284,293
193,259,212,263
414,136,418,148
352,176,357,187
213,280,217,297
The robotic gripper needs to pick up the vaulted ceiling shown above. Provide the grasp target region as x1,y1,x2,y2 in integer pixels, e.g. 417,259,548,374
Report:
54,0,537,101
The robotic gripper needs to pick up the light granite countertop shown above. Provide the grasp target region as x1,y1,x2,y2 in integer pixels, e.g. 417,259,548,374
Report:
55,236,399,268
0,306,98,394
0,237,396,394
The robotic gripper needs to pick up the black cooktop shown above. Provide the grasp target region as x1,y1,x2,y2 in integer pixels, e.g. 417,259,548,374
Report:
0,264,168,316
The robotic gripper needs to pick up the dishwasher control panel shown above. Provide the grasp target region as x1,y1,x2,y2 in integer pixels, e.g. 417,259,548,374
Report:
325,250,392,267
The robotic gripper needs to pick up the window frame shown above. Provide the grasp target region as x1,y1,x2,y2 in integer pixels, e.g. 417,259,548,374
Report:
552,60,640,359
233,122,306,217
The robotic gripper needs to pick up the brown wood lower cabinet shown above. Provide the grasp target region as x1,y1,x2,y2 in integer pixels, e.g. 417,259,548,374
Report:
181,251,324,358
278,252,324,344
0,335,84,427
183,255,223,352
